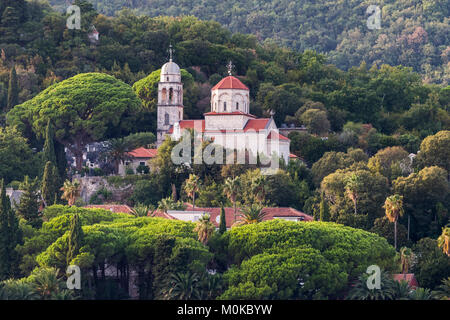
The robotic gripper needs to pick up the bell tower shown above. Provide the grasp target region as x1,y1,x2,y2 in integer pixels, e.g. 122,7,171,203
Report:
157,45,184,146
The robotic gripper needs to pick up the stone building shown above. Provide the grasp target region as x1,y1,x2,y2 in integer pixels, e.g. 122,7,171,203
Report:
156,57,291,163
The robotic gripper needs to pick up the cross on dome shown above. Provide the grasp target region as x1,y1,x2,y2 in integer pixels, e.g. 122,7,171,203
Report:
227,61,234,76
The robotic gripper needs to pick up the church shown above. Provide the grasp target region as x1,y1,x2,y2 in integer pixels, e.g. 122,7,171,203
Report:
156,55,291,164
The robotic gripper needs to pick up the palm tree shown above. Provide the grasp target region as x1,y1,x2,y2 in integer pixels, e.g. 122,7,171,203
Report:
104,138,133,174
400,247,414,274
30,267,63,300
157,197,185,214
384,194,404,250
164,272,201,300
157,197,174,214
223,176,241,223
345,173,362,215
0,279,38,300
437,226,450,256
235,203,266,226
184,174,201,209
193,214,215,244
251,175,267,203
131,204,154,217
60,179,81,206
432,277,450,300
409,287,433,300
347,270,397,300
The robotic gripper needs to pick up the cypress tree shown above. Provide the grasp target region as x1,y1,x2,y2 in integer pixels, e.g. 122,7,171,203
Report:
319,193,330,222
219,206,227,234
42,120,57,166
67,213,84,266
16,176,41,228
7,65,18,110
0,179,22,280
55,140,67,183
41,161,59,207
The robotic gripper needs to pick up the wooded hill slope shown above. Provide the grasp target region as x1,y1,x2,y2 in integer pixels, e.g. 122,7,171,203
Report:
49,0,450,84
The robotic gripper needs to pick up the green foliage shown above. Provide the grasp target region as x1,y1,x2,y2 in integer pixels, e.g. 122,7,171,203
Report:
218,207,226,234
41,161,59,207
0,126,38,184
347,270,397,300
7,66,18,110
393,166,449,240
416,130,450,172
16,176,41,228
225,220,396,279
220,246,347,299
412,238,450,290
0,179,23,280
67,214,84,266
7,73,142,170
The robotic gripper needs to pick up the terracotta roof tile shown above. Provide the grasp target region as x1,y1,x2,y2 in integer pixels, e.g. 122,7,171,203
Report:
174,205,313,228
211,76,249,90
128,147,158,158
267,130,290,141
84,204,133,214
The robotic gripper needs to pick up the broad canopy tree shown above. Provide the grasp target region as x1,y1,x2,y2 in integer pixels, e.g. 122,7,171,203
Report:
7,73,143,171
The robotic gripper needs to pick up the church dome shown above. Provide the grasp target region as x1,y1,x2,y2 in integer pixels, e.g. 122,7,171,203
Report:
211,76,249,90
161,61,180,75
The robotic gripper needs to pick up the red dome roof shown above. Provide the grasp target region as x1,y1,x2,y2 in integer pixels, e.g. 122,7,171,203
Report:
211,76,249,90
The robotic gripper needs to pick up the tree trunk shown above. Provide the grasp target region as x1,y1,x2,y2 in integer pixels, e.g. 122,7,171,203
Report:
192,192,195,210
394,221,398,250
234,202,237,223
407,214,410,241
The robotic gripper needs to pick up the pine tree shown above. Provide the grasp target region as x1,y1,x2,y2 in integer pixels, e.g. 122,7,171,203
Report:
42,120,57,166
319,193,330,222
16,176,41,228
0,179,22,280
7,65,18,110
41,161,59,207
219,206,227,234
67,213,84,266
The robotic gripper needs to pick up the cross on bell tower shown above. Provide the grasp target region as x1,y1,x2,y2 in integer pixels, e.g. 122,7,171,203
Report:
168,44,174,62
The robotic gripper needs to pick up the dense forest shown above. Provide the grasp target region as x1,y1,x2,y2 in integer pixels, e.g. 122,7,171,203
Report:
47,0,450,84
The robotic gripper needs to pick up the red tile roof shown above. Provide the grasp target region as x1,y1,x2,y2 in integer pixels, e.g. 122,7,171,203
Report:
176,204,313,228
211,76,249,90
84,204,133,214
128,147,158,158
392,274,419,289
168,120,205,133
289,153,298,158
267,130,290,141
243,118,270,131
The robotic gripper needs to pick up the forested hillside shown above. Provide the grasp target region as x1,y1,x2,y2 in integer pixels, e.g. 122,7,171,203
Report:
48,0,450,84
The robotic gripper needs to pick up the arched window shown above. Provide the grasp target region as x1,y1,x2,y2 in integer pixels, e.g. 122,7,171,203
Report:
164,113,169,125
236,102,239,110
169,88,173,103
162,88,167,103
167,77,169,82
215,102,217,111
224,101,227,111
